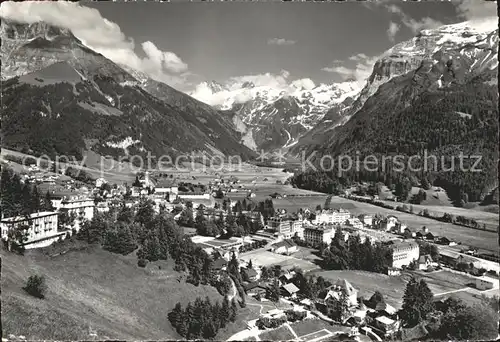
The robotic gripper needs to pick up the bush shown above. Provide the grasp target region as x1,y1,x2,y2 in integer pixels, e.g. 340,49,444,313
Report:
137,258,148,268
24,275,47,299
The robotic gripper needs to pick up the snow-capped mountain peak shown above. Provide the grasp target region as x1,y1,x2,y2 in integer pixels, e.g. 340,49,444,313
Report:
189,78,362,150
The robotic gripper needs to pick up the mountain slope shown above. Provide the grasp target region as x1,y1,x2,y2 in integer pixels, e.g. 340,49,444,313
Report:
2,243,222,340
1,19,255,161
291,22,499,156
291,22,498,202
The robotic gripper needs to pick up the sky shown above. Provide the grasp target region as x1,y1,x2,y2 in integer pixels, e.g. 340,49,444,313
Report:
0,0,497,100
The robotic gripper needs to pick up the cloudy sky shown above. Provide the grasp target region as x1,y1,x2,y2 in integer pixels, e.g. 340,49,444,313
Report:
0,0,497,96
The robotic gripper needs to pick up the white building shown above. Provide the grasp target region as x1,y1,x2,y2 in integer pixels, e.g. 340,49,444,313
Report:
358,214,373,227
95,178,107,188
476,278,494,290
303,225,335,246
178,192,210,200
58,197,95,231
382,215,399,231
388,241,420,269
154,179,178,195
347,217,363,229
1,211,64,249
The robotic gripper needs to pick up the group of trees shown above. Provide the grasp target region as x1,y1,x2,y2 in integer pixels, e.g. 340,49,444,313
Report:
79,199,218,286
399,277,499,340
168,296,238,339
1,167,54,218
185,198,271,238
320,228,391,273
400,277,435,327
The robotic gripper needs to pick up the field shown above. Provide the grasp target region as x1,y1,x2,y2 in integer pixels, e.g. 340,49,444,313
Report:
328,196,499,252
273,196,330,212
239,250,321,273
291,319,350,337
407,270,477,295
434,289,492,307
310,270,407,309
259,325,296,340
2,241,224,340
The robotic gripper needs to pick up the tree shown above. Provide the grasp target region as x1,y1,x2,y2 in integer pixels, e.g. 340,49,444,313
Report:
135,198,155,227
230,298,238,322
333,288,350,322
266,279,280,303
132,175,141,187
437,301,498,340
43,191,55,211
248,259,253,269
24,275,47,299
400,278,434,327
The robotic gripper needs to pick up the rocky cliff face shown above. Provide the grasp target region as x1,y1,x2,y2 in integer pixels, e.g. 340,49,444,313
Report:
1,20,135,83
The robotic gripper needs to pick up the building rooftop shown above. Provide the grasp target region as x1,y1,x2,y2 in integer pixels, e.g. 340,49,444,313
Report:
282,282,300,295
376,316,396,325
1,211,58,223
272,239,297,249
388,241,418,252
334,279,358,296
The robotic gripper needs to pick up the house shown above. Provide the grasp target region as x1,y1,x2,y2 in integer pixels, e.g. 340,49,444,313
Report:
318,279,358,307
96,201,110,213
358,214,373,227
382,215,399,231
476,278,494,290
435,236,457,246
375,302,397,316
278,272,296,286
95,177,107,188
270,239,298,255
212,258,228,271
244,282,268,297
387,241,420,269
243,267,258,281
373,316,400,336
347,217,363,229
313,208,350,225
418,255,434,270
154,179,178,195
281,283,300,298
403,228,415,239
386,267,401,276
438,249,473,268
58,196,95,231
1,211,64,249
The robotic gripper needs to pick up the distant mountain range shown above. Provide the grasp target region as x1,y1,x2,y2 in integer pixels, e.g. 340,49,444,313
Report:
1,19,255,162
191,79,361,151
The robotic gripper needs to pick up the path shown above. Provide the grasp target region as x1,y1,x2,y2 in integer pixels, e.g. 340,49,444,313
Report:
434,288,468,297
228,277,237,301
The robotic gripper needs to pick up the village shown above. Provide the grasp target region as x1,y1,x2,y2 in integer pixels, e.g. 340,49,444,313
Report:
1,162,499,342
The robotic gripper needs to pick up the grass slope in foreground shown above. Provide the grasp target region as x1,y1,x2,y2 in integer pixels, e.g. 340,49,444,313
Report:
2,242,222,340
